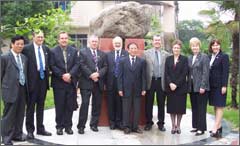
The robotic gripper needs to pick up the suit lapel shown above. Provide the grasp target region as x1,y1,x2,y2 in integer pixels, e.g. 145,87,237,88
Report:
9,52,18,69
57,46,65,66
127,56,133,71
42,45,48,68
192,53,201,67
66,46,71,64
150,49,155,64
87,48,95,63
30,44,38,68
212,51,221,67
132,57,138,71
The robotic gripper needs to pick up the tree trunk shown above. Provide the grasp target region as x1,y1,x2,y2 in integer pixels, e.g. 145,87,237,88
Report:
230,32,239,109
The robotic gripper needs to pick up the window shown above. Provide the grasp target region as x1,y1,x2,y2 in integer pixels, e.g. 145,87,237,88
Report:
69,34,88,50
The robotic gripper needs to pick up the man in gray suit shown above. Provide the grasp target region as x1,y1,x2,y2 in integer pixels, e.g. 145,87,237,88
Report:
143,35,170,131
1,35,28,145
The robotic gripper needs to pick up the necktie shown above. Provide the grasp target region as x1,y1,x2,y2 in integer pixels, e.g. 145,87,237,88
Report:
38,47,45,79
92,50,98,71
16,55,25,85
114,51,120,77
63,49,67,71
131,57,135,66
154,51,160,77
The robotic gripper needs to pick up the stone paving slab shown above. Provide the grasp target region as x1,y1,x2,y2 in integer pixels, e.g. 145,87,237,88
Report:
7,105,239,145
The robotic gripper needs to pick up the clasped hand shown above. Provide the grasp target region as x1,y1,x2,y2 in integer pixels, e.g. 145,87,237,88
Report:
90,72,99,82
62,73,71,83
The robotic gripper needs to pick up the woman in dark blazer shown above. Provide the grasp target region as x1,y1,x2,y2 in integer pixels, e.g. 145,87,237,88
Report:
208,39,229,138
188,37,210,136
165,40,188,134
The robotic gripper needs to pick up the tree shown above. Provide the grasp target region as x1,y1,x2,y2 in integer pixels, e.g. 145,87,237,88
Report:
144,15,162,50
15,8,72,48
177,20,208,55
199,1,239,108
1,0,53,37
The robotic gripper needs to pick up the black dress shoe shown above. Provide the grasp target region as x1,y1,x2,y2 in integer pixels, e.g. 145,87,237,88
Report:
27,133,34,139
65,128,73,135
90,126,99,132
124,128,131,134
132,128,143,134
171,129,176,134
190,129,198,132
176,128,181,134
110,124,116,130
3,140,13,145
12,135,26,141
158,126,166,131
117,125,124,130
56,129,63,135
210,128,222,138
195,130,205,136
37,130,52,136
78,128,84,134
144,125,152,131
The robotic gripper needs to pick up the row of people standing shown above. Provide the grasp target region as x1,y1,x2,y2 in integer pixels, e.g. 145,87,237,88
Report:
1,31,229,145
164,37,229,138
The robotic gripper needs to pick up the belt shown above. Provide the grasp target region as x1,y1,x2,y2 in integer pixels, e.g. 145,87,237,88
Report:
152,77,161,80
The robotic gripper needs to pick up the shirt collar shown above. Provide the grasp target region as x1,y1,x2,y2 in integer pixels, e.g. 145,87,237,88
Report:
11,49,19,57
33,42,42,49
129,55,136,59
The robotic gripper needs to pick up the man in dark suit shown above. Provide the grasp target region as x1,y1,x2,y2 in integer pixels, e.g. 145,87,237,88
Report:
106,36,128,130
1,35,28,145
50,32,79,135
118,42,146,134
77,35,107,134
22,30,52,139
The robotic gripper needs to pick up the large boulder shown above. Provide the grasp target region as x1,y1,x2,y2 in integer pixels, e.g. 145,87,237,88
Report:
89,1,152,38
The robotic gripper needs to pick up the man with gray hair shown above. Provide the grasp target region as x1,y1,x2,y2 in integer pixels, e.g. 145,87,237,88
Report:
77,35,107,134
105,36,128,130
143,34,170,131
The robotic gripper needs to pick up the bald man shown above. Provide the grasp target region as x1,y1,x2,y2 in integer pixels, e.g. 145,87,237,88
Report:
105,36,128,130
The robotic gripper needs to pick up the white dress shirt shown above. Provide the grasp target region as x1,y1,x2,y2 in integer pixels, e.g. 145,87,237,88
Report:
11,49,23,68
192,54,197,65
34,42,45,71
210,52,219,67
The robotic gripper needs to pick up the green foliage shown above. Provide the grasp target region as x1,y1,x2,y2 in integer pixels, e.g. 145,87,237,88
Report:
15,8,72,48
177,20,208,55
198,1,240,54
0,0,53,37
144,15,162,50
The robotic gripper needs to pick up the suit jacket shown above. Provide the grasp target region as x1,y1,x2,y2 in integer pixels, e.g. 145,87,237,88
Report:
143,48,170,91
165,55,188,94
117,56,146,98
78,48,107,91
50,45,79,88
22,43,50,92
209,51,229,88
188,53,210,92
1,51,28,103
106,49,128,90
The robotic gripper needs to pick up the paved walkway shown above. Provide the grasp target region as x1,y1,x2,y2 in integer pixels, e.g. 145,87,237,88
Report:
9,105,239,145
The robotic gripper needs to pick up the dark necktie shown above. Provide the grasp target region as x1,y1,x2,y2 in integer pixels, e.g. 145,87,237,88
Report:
16,54,25,85
114,50,120,77
38,47,45,79
131,57,135,66
92,50,98,71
